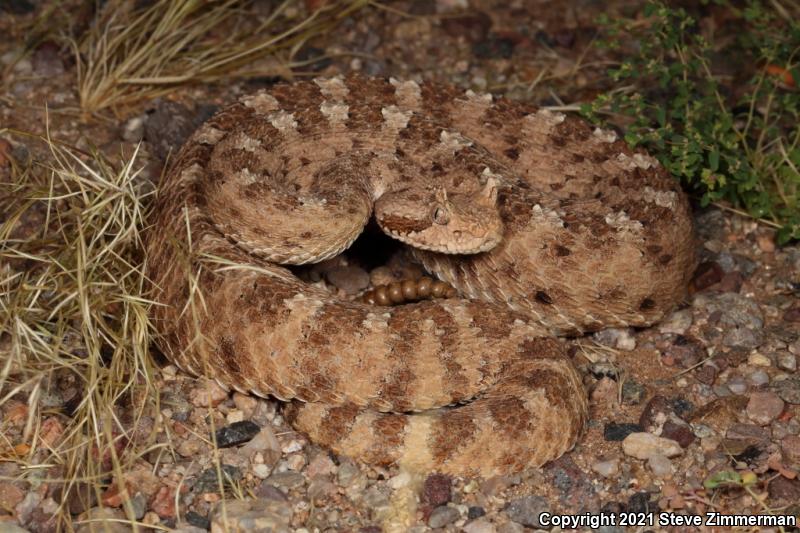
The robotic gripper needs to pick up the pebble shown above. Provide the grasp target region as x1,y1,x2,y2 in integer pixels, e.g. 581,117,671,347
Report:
190,379,229,407
748,352,772,366
727,375,748,395
781,435,800,464
468,506,486,519
427,505,460,528
661,421,696,448
325,265,370,294
603,422,642,441
747,368,770,386
76,507,129,533
241,426,281,458
647,453,674,477
505,495,549,528
693,261,724,290
462,518,496,533
621,380,646,405
622,433,683,459
209,498,292,533
659,309,693,334
662,335,706,368
422,473,452,506
305,454,336,478
0,482,25,510
593,328,636,351
497,523,525,533
746,392,785,425
215,420,261,447
777,352,797,371
772,377,800,404
194,465,242,494
232,393,258,417
252,464,271,479
767,477,800,504
591,458,620,478
31,42,64,77
472,35,515,59
265,471,305,492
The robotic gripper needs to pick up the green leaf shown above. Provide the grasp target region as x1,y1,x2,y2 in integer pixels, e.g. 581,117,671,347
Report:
708,149,720,172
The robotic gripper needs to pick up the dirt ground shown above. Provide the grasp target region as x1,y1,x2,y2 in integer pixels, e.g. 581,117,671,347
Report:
1,1,799,532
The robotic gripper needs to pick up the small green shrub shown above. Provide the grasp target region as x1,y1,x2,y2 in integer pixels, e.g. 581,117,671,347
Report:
582,1,800,243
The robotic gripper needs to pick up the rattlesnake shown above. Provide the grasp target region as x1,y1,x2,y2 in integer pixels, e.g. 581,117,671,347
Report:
145,75,695,477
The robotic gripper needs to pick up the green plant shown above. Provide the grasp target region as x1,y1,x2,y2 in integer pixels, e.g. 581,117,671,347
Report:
582,1,800,243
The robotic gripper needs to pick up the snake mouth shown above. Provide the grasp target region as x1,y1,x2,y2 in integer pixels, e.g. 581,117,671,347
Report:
388,229,502,255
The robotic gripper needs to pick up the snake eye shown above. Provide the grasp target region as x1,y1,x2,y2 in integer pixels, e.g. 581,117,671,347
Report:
432,206,450,225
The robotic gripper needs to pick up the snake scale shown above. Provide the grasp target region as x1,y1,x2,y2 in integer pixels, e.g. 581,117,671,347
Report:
145,75,695,477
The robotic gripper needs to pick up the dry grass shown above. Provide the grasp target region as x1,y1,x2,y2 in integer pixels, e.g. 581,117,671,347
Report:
73,0,369,114
0,130,162,530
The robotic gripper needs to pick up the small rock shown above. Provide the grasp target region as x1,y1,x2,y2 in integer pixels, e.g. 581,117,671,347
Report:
76,507,129,533
325,265,370,294
593,328,636,351
768,477,800,505
545,456,599,509
122,115,146,143
440,12,492,41
265,471,305,492
505,495,549,528
479,474,520,497
604,422,642,441
747,392,785,425
472,35,515,59
252,464,271,479
622,433,683,459
427,505,460,528
662,335,706,368
194,465,242,494
727,375,748,395
773,377,800,404
151,485,177,519
661,421,696,448
659,309,693,335
467,506,486,519
241,426,281,457
647,454,674,478
306,454,336,478
592,458,620,478
781,435,800,465
422,473,452,506
232,393,258,417
723,327,764,349
362,485,390,510
777,353,797,371
747,369,770,387
497,523,525,533
627,491,656,514
726,423,770,441
190,379,228,407
32,42,64,77
209,498,291,533
463,518,496,533
336,460,363,488
185,510,211,529
621,380,646,405
255,483,289,502
692,262,723,290
0,482,25,510
784,306,800,323
215,420,261,448
717,271,744,293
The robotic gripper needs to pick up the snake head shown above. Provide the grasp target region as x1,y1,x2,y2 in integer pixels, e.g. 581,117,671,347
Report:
375,177,503,254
